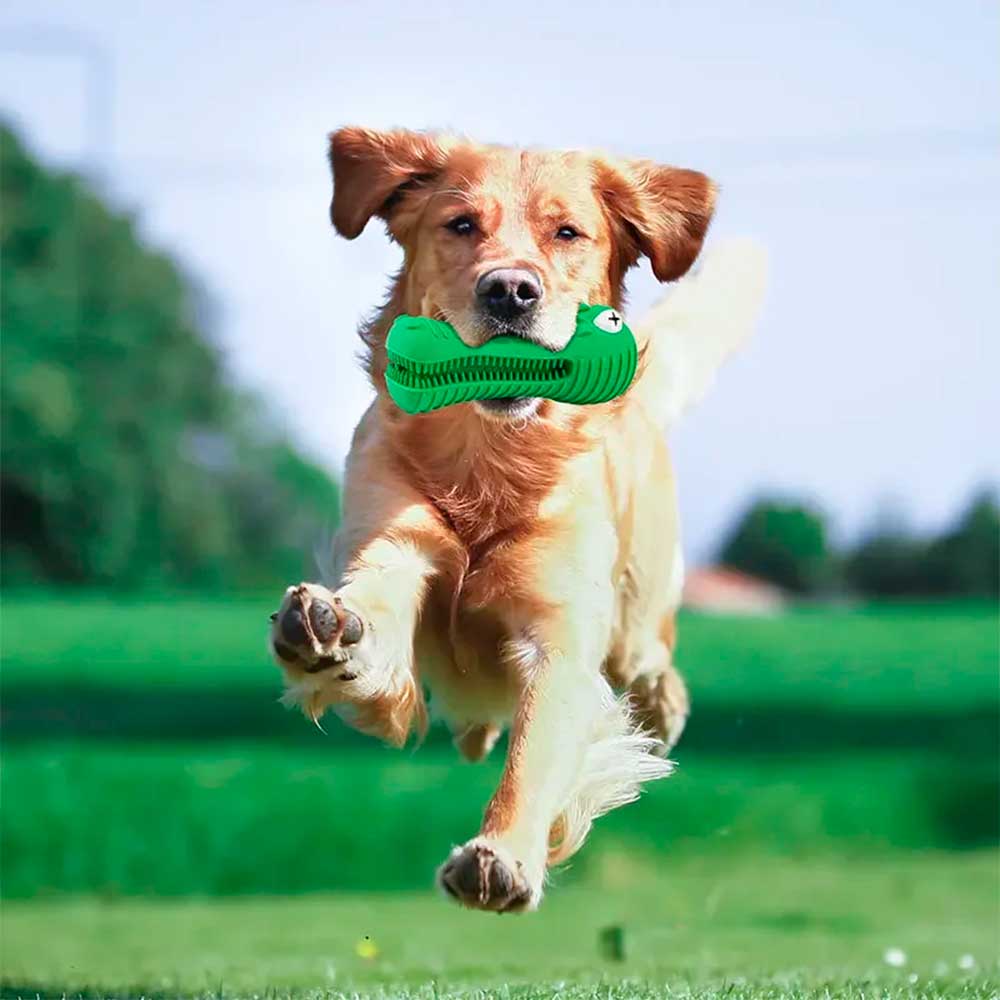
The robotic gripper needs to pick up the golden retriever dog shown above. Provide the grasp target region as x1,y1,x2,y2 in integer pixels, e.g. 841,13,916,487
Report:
269,127,764,913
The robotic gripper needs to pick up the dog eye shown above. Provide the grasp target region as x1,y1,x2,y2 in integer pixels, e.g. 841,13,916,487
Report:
445,216,476,236
555,226,580,241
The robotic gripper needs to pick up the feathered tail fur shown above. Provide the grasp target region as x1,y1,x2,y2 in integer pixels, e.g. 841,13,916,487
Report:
547,684,673,865
633,237,768,427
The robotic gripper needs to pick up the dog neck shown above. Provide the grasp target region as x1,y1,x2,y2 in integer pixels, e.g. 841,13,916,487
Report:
361,290,591,550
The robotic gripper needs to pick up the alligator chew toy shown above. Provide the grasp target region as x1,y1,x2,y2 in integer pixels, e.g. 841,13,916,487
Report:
385,304,638,414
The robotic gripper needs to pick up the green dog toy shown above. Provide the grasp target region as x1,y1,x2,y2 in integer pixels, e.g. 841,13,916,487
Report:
385,304,637,414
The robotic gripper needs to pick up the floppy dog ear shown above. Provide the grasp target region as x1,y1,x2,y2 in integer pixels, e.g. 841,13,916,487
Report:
328,127,448,240
596,157,717,282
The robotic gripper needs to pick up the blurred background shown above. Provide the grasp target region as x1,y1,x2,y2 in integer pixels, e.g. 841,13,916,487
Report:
1,1,997,996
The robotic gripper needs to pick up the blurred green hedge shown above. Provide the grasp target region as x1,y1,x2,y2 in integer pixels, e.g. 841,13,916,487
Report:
1,124,339,589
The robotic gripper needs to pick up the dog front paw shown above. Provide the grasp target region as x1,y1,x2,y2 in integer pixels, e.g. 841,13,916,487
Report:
437,839,540,914
270,582,365,679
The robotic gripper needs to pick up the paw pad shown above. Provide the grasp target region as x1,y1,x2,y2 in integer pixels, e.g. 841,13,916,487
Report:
438,843,535,913
271,585,364,672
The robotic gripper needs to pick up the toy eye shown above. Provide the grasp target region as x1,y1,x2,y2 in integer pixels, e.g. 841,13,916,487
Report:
445,216,476,236
556,226,580,241
592,308,624,333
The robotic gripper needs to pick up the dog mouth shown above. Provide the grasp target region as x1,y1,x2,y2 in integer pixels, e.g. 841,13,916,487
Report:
383,311,580,419
474,397,542,419
481,312,537,339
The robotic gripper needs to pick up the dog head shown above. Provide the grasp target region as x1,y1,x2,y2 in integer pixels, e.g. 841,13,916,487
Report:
329,127,715,421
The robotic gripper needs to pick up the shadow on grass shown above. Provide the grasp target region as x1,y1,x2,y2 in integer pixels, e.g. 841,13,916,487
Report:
0,986,183,1000
2,683,997,759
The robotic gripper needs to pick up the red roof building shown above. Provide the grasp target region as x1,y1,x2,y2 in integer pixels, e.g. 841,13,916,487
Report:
683,565,786,615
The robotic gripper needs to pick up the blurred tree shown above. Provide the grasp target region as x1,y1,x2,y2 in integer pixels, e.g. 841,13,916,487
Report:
718,498,833,594
843,531,927,597
1,124,339,589
923,490,999,596
846,489,999,598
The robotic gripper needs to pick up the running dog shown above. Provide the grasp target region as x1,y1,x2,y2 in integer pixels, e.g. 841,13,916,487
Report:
269,127,764,912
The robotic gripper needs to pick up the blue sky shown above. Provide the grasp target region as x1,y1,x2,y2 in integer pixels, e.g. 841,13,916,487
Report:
2,0,997,559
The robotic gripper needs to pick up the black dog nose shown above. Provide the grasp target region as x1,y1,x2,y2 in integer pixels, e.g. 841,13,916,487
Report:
476,268,543,321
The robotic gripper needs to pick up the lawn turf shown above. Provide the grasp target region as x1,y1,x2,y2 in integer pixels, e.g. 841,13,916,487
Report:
2,745,996,897
2,597,996,711
2,852,997,998
1,596,997,998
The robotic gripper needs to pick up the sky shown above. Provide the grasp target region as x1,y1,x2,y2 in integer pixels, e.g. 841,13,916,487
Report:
1,0,997,560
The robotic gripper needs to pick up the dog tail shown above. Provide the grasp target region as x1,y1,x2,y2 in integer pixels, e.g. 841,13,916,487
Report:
632,237,768,427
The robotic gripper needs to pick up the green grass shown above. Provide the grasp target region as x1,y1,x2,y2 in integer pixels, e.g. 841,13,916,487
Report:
1,596,997,997
2,745,996,898
1,600,998,897
2,852,997,998
3,598,996,761
2,596,996,709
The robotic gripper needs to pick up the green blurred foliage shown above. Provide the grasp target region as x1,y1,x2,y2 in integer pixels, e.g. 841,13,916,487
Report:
718,498,833,594
846,490,1000,598
1,125,339,588
720,491,999,598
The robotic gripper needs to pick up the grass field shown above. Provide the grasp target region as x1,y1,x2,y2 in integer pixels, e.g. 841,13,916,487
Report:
3,853,998,998
1,595,997,998
3,595,996,704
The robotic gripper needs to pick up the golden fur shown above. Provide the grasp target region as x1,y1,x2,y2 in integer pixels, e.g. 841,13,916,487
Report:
270,127,719,912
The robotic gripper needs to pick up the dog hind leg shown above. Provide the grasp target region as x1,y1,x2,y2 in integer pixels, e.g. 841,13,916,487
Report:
627,620,689,752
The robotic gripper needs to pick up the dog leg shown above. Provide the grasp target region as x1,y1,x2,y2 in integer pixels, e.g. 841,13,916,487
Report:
270,439,446,745
454,723,502,762
437,512,619,912
628,656,689,752
270,534,434,746
626,615,689,752
438,622,611,912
